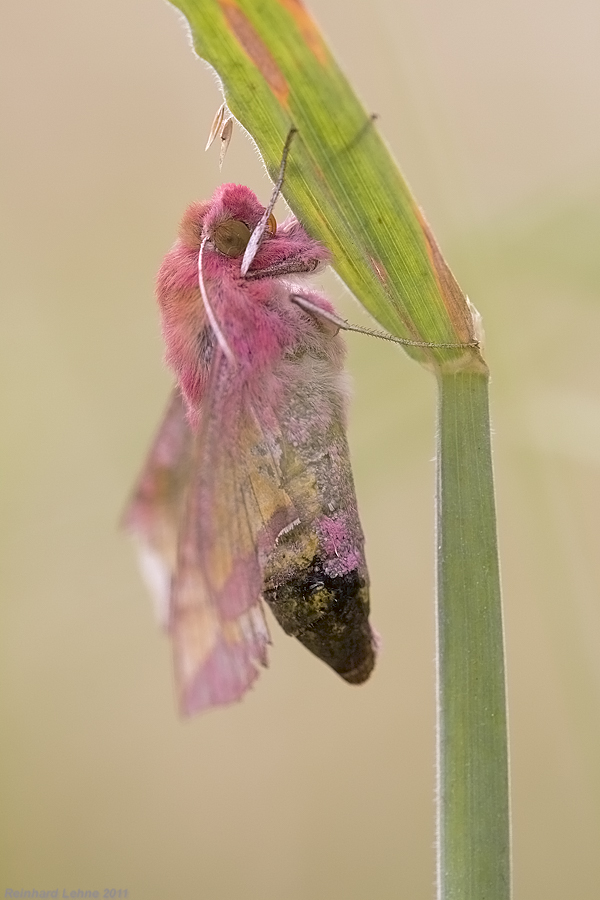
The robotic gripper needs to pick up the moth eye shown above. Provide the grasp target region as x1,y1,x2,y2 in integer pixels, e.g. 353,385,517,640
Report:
266,212,277,235
212,219,252,257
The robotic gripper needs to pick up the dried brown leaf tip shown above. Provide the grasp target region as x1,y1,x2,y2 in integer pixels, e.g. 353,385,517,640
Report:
205,103,234,169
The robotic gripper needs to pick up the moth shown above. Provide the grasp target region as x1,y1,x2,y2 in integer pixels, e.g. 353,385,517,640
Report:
124,134,377,714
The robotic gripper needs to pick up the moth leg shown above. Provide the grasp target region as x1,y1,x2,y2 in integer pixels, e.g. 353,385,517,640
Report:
290,294,477,350
243,257,320,280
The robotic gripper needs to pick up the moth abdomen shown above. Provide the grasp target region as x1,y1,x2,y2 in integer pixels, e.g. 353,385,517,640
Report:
263,558,375,685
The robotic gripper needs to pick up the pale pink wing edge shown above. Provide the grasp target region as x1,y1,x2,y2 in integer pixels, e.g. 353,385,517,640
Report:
123,387,272,715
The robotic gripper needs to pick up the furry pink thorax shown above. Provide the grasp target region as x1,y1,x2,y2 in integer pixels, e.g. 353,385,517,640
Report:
156,184,334,419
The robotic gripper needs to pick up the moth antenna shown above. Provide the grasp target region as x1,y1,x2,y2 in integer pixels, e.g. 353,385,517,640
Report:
343,113,379,152
198,236,235,363
290,295,479,350
241,127,297,276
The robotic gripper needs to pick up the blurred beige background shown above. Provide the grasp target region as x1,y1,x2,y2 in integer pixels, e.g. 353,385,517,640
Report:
2,0,599,897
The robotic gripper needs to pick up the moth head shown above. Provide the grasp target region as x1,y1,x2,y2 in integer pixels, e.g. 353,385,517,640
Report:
178,185,277,255
211,212,277,258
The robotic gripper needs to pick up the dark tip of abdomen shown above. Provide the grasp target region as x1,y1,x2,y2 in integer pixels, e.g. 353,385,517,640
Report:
338,643,376,684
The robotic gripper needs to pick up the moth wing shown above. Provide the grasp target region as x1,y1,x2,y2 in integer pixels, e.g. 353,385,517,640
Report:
171,356,299,714
122,388,192,629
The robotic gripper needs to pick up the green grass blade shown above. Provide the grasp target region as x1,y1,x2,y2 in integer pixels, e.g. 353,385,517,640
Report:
437,371,510,900
170,0,481,364
166,2,509,897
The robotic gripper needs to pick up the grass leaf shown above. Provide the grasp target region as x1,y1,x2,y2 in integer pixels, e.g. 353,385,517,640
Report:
168,1,510,896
